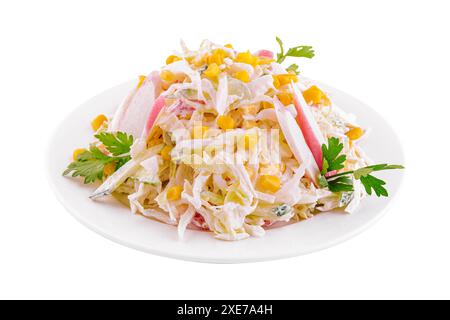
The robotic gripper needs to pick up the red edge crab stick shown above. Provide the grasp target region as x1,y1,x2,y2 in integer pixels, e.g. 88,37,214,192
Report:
108,71,163,139
291,82,326,170
273,97,320,185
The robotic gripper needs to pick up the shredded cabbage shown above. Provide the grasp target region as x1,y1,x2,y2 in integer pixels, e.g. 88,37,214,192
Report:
89,40,371,241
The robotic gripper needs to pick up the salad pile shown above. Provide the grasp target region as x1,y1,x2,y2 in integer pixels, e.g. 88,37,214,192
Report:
64,38,403,241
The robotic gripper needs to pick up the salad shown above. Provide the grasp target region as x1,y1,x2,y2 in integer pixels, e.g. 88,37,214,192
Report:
64,38,403,241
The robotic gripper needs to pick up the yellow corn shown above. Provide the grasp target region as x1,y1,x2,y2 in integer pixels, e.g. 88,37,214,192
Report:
224,44,234,49
273,75,281,89
235,51,258,66
207,49,227,66
261,101,273,109
191,126,209,138
277,74,298,86
160,70,175,82
257,175,281,194
244,133,258,149
166,55,182,65
302,85,331,106
217,115,235,130
160,145,173,161
233,70,250,83
203,63,221,80
91,114,108,131
166,185,183,201
137,75,146,89
73,148,87,160
277,92,293,106
346,127,364,140
103,162,116,177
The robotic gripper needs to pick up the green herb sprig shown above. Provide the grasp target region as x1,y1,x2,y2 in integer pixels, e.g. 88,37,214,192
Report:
275,37,315,74
319,137,404,197
63,132,134,184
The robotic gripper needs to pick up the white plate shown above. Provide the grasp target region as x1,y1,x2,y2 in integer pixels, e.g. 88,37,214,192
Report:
47,81,405,263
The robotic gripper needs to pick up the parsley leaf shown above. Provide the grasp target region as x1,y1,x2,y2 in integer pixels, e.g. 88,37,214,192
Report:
286,64,300,75
322,137,346,173
327,176,354,193
276,37,315,64
275,37,285,63
63,154,112,184
285,46,315,60
359,174,388,197
318,137,404,197
354,164,405,179
63,132,133,184
95,132,134,156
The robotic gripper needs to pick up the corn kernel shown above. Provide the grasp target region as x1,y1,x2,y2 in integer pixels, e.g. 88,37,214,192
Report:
103,162,116,177
346,127,364,140
244,133,258,149
224,44,234,49
203,63,220,80
235,51,258,66
277,74,298,86
191,126,209,138
166,55,182,65
277,92,293,106
91,114,108,132
137,75,146,89
217,115,235,130
160,145,173,161
207,49,227,66
166,185,183,201
257,175,281,193
302,85,330,106
261,101,273,109
73,148,87,160
185,56,195,64
273,75,281,89
160,70,175,82
233,70,250,83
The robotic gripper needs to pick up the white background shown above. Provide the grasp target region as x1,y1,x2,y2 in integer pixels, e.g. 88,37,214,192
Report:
1,0,449,299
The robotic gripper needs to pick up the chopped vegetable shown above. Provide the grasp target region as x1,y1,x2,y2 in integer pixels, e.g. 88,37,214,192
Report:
167,185,183,201
233,70,250,83
63,132,133,184
217,115,235,130
91,114,107,132
276,36,315,64
257,175,281,193
272,204,293,217
320,138,404,197
73,148,87,161
166,55,182,65
302,85,331,106
346,127,364,140
203,63,220,80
